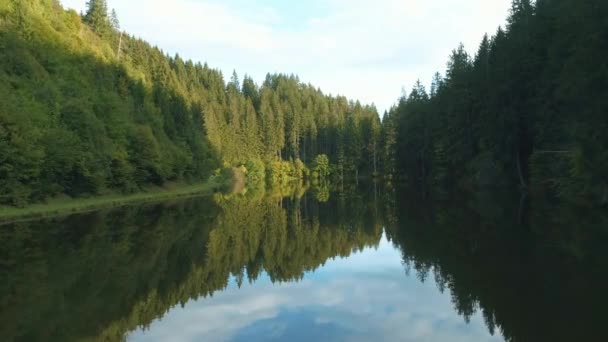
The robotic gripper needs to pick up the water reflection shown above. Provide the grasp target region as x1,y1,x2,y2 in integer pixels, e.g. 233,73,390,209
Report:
0,198,220,342
129,235,499,342
385,188,608,342
1,184,607,341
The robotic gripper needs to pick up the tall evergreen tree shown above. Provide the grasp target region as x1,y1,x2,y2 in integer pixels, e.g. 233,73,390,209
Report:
385,0,608,206
84,0,111,36
110,8,120,30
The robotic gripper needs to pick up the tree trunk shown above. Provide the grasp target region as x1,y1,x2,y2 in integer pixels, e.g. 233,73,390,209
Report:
117,31,123,60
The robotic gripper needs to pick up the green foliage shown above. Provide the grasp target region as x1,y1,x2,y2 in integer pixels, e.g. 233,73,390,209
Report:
311,154,331,179
293,158,308,179
208,73,381,176
244,159,266,184
268,160,298,184
386,188,608,342
0,1,382,207
0,187,384,341
0,2,223,205
84,0,111,36
312,181,331,202
0,199,221,342
386,0,608,205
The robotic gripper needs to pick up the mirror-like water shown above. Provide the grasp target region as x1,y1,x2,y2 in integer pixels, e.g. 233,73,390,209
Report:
1,185,606,341
128,233,499,342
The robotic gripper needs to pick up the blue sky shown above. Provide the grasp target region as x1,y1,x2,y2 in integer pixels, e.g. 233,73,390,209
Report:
60,0,510,114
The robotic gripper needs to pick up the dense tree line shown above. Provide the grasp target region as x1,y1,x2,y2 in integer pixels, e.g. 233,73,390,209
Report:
386,0,608,205
206,72,381,174
0,0,217,206
0,0,381,207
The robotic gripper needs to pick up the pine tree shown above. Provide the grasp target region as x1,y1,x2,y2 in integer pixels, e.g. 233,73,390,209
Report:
84,0,111,36
227,70,240,94
110,9,120,30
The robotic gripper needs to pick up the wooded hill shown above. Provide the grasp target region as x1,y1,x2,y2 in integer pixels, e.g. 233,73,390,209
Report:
385,0,607,205
0,0,381,206
1,0,605,207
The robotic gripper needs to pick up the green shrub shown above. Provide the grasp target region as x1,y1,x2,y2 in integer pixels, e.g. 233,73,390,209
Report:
294,158,308,179
268,160,296,184
245,159,266,184
311,154,331,179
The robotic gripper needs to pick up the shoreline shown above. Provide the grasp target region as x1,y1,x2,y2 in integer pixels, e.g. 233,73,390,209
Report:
0,182,222,225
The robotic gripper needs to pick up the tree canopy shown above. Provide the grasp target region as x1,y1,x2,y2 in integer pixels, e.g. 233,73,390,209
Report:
0,0,381,206
384,0,608,206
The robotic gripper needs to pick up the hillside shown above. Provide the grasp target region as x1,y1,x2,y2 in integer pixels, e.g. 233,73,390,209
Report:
0,0,381,207
385,0,608,205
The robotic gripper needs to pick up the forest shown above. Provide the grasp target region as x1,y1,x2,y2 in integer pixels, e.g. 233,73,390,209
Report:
0,0,381,207
1,0,606,208
1,1,606,340
384,0,608,206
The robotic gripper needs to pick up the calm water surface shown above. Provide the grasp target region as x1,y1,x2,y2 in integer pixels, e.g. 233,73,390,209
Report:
1,185,606,341
128,233,499,342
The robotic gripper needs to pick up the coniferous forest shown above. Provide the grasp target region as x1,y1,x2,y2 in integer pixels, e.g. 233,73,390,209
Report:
1,0,607,208
0,0,381,207
384,0,608,206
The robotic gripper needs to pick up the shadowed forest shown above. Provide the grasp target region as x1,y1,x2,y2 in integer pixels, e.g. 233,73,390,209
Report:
384,0,608,206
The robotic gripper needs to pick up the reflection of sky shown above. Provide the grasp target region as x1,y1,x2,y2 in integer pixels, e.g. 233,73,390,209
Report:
128,233,504,342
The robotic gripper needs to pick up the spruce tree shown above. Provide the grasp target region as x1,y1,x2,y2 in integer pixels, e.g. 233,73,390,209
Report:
84,0,111,36
110,9,120,30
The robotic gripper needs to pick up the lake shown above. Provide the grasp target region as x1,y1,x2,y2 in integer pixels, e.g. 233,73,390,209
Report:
1,183,607,341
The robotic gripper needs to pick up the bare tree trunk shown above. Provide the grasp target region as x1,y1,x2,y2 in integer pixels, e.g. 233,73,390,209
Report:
116,31,123,60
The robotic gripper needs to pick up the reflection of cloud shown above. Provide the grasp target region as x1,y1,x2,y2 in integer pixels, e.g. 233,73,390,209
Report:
128,234,504,342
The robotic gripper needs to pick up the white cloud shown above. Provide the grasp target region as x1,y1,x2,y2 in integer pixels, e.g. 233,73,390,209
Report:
126,234,504,341
59,0,509,113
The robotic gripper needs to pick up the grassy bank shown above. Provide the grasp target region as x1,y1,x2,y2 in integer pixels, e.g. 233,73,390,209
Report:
0,180,225,224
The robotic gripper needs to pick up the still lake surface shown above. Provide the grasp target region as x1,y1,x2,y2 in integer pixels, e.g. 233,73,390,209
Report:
1,184,607,341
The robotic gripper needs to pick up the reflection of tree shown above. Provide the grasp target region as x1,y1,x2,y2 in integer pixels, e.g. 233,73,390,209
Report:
0,186,384,341
210,187,383,283
0,198,220,342
312,181,330,203
386,188,608,342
